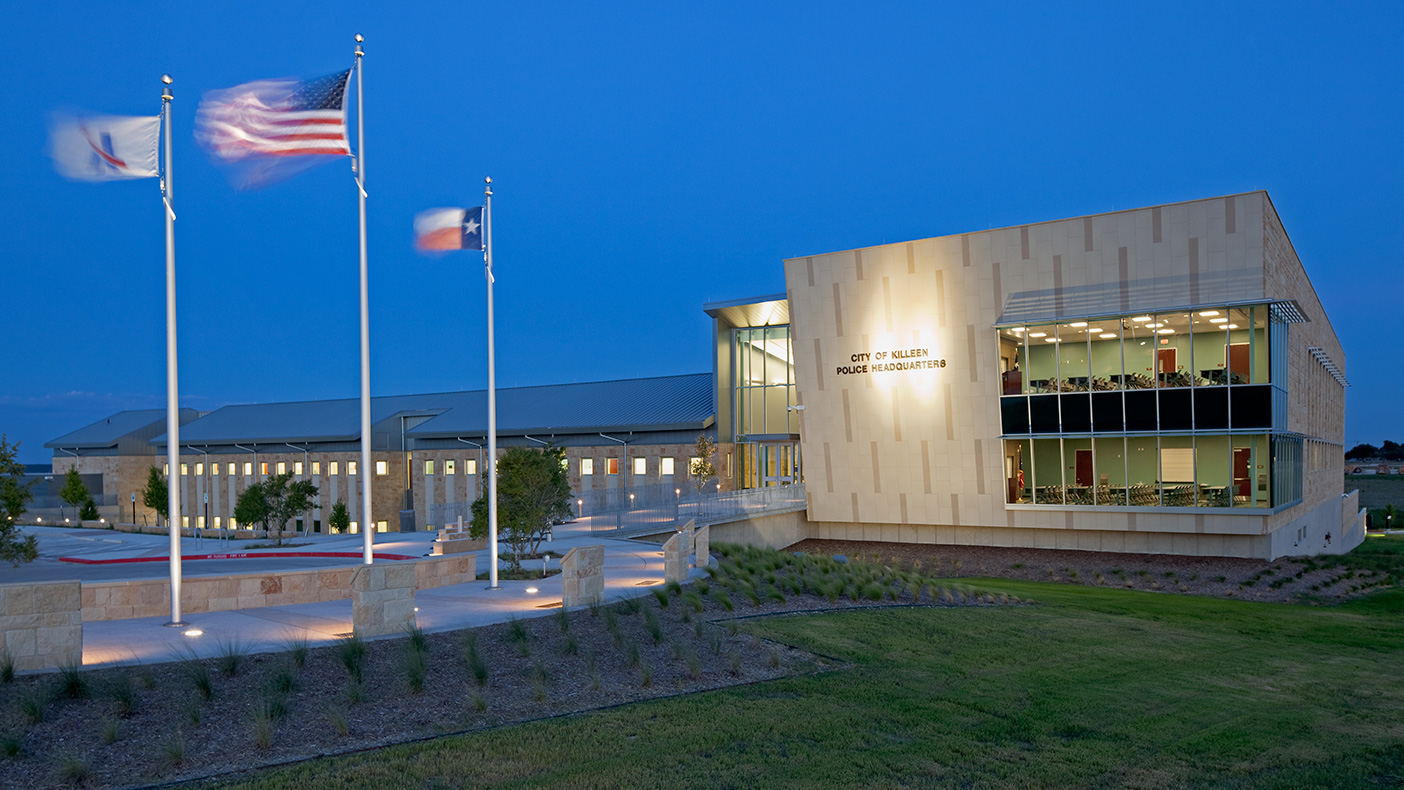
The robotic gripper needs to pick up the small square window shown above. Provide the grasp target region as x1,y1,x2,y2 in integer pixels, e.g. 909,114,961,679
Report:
446,460,456,475
376,521,388,533
277,462,287,475
196,516,205,529
375,460,388,476
633,458,647,475
294,461,303,475
464,459,477,475
349,521,359,534
348,461,358,476
425,460,435,475
606,458,619,475
180,463,188,476
580,458,594,475
260,462,269,475
661,457,675,476
211,463,220,476
182,516,189,528
227,462,235,475
243,462,253,476
195,463,203,476
213,516,221,528
312,461,321,475
330,461,339,476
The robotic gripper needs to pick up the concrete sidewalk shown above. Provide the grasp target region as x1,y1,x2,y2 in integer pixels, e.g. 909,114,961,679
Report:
66,524,691,669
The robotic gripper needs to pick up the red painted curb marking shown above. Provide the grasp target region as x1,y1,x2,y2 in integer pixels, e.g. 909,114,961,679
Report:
59,551,418,565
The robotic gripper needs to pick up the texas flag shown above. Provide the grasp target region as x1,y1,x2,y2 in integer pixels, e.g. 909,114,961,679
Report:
414,205,483,252
49,113,160,181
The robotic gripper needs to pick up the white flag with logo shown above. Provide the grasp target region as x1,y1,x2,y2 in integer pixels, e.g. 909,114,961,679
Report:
49,113,160,181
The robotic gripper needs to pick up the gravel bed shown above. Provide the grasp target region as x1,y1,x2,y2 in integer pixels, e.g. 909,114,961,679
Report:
791,539,1394,603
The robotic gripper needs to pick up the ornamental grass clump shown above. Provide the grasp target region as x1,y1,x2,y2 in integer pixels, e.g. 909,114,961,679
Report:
106,673,138,717
56,662,89,700
19,686,51,724
181,658,214,701
215,639,248,677
335,634,367,684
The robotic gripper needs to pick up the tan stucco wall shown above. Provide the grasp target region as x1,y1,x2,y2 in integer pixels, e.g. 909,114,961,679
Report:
783,192,1344,557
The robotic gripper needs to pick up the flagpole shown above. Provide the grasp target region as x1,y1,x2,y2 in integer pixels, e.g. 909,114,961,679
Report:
354,33,374,564
160,73,185,627
484,177,498,589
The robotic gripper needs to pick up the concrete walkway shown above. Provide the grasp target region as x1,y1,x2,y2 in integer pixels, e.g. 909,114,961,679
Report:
10,521,695,670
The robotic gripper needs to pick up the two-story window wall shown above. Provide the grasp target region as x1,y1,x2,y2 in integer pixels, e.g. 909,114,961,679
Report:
998,304,1301,511
733,325,800,488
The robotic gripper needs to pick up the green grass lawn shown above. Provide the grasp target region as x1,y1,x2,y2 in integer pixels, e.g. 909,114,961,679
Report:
208,540,1404,790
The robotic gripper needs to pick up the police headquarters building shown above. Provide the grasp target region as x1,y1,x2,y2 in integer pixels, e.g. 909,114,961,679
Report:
46,191,1361,559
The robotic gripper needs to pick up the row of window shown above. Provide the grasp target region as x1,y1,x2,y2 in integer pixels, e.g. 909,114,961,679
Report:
1003,434,1301,509
180,516,389,534
172,460,385,477
421,457,701,477
997,305,1284,396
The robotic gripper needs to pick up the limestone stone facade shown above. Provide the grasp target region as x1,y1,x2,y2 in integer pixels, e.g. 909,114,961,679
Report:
351,562,417,638
560,544,604,608
0,581,82,672
783,192,1352,559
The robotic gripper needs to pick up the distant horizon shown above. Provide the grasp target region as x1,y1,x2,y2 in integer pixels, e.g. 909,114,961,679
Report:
3,2,1399,463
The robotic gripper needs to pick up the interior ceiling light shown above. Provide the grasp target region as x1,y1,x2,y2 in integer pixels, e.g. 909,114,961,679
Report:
1029,332,1047,337
1099,333,1117,339
1157,328,1175,334
1149,323,1163,328
1210,317,1228,323
1043,337,1060,342
1199,310,1220,316
1069,322,1088,328
1132,316,1152,322
1224,324,1239,329
1087,327,1102,333
1011,327,1025,333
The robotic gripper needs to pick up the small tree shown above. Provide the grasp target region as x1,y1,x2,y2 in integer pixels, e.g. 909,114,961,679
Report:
0,435,38,566
60,467,89,522
470,446,572,572
234,472,317,546
80,497,100,522
327,499,350,534
142,466,168,526
689,434,717,494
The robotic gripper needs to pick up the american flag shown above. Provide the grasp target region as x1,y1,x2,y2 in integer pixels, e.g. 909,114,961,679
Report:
196,70,352,161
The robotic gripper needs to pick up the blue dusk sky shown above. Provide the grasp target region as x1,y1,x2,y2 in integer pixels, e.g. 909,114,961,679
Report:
1,1,1400,464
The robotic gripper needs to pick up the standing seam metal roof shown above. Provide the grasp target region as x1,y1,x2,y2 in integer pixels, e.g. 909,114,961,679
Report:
145,374,713,446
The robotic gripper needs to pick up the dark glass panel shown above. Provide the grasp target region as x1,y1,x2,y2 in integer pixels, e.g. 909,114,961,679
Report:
1125,390,1158,431
1158,388,1193,431
1060,393,1092,433
1092,392,1124,432
1001,397,1030,434
1193,387,1229,430
1030,395,1060,433
1231,385,1272,429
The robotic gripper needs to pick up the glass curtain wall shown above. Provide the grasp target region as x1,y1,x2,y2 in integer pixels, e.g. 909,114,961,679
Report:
998,303,1300,509
733,325,798,489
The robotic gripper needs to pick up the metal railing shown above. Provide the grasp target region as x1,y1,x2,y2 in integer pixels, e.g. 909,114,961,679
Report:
423,482,807,534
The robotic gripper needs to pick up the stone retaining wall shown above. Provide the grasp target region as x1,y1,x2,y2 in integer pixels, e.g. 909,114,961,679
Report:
81,554,481,622
0,581,82,672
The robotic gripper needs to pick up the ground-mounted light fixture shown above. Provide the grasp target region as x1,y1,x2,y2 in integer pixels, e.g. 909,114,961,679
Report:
184,628,203,637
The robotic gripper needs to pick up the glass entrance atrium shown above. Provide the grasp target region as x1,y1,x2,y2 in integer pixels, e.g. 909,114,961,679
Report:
733,325,800,488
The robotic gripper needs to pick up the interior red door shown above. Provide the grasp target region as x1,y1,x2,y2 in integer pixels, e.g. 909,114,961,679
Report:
1076,449,1093,487
1233,448,1252,498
